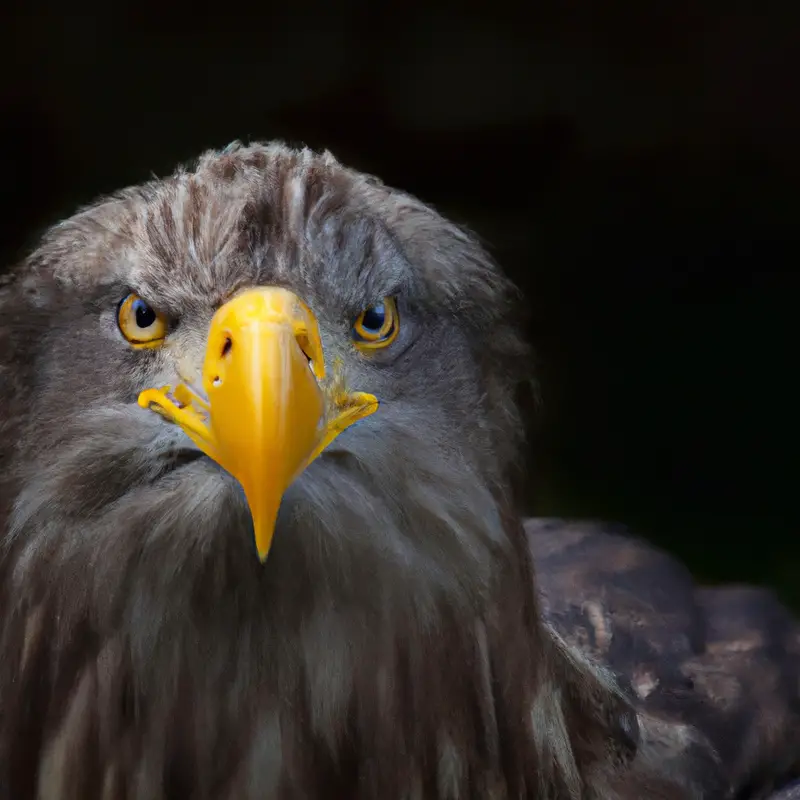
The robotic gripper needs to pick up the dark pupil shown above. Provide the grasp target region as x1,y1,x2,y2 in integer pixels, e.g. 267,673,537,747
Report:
361,303,386,333
133,299,157,329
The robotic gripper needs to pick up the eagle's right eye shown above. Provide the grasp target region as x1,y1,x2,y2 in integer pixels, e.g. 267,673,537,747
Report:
117,293,168,348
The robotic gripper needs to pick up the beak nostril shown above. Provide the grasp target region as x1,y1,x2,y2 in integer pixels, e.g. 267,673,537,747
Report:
212,376,222,387
221,336,233,358
296,334,312,363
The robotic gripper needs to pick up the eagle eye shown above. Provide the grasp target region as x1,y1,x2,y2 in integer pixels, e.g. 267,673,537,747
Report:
352,297,399,350
117,293,168,348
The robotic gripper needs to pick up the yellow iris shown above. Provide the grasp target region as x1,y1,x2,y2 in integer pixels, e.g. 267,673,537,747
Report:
352,298,399,350
117,294,168,348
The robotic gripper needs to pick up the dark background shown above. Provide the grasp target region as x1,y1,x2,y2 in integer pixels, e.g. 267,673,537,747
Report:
2,2,798,606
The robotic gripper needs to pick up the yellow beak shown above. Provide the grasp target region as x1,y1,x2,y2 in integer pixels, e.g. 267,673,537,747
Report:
138,287,378,562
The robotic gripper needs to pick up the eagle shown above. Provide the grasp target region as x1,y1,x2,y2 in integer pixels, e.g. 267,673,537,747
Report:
0,141,797,800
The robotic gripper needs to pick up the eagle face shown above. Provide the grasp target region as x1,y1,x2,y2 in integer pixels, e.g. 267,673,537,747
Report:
3,144,527,617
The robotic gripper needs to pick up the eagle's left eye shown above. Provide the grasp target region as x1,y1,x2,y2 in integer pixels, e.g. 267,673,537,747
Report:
352,297,399,350
117,293,168,348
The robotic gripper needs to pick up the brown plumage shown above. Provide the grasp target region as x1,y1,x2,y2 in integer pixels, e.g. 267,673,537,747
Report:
0,141,797,799
528,519,800,799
